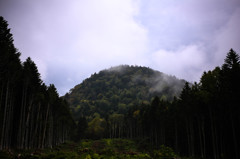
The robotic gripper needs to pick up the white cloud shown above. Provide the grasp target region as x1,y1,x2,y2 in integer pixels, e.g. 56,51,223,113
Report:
151,44,208,82
71,0,148,63
20,0,149,94
138,0,240,50
1,0,240,95
140,0,240,82
213,8,240,66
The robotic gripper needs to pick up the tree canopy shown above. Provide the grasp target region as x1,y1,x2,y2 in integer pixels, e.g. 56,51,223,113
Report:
65,65,185,120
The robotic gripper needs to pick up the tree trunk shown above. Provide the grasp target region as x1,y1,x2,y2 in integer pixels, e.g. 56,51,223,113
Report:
31,103,41,148
0,82,4,113
19,86,27,149
190,120,195,157
24,96,33,149
209,108,219,159
201,118,206,158
174,120,179,153
186,119,191,156
0,80,9,149
41,103,50,148
7,91,14,149
231,114,239,159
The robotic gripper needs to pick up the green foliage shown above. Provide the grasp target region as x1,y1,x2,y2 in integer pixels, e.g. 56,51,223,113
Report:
64,65,185,138
8,139,162,159
87,116,106,139
152,145,176,159
75,139,156,159
65,65,185,120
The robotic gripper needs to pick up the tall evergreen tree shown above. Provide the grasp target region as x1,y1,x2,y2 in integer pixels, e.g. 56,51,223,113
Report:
219,49,240,159
0,16,75,150
0,16,22,149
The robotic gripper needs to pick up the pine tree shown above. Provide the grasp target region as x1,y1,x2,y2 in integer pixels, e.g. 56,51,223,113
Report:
219,49,240,159
1,16,76,150
0,16,22,150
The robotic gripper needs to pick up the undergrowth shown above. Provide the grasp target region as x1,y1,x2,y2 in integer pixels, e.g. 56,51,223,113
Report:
0,139,178,159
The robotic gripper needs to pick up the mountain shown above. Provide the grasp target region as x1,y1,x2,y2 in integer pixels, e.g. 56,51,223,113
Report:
64,65,185,120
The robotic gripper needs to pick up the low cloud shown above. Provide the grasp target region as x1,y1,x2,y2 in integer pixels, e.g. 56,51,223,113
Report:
151,45,208,82
130,68,185,98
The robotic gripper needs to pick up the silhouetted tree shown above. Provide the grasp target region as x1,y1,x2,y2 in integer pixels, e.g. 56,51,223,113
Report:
0,16,75,150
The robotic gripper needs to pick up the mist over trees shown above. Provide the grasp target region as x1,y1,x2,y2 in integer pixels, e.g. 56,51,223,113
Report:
1,15,240,159
65,65,185,120
66,50,240,158
0,16,75,149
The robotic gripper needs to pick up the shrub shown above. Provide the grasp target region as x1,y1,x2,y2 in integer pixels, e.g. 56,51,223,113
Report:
152,145,176,159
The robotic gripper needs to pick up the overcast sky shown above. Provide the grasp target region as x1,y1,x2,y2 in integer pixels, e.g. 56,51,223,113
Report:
1,0,240,95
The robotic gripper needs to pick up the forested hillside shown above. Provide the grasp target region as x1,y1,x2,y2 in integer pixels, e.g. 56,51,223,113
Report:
0,16,75,149
65,65,185,120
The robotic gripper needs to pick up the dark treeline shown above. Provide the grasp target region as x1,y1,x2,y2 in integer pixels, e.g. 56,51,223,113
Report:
0,17,75,149
76,49,240,159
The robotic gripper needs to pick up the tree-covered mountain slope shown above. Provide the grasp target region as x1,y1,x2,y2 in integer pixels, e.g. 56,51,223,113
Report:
64,65,185,120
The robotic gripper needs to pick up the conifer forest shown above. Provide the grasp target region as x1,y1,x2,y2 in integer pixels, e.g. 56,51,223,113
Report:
1,16,240,159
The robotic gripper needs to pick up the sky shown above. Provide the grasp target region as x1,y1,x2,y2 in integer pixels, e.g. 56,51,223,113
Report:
0,0,240,95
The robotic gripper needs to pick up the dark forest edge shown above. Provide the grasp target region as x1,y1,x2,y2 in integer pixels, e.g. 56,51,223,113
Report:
1,16,240,159
0,17,75,149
